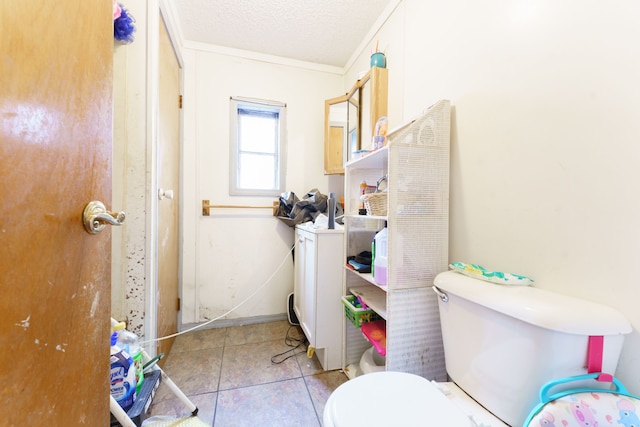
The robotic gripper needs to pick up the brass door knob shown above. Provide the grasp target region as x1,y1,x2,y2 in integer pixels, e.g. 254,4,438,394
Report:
82,201,125,234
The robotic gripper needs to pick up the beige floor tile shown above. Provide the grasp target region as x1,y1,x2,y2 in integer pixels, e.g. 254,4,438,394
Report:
219,339,302,390
215,378,320,427
224,320,302,346
143,320,341,427
296,350,324,376
154,348,223,402
147,392,216,425
172,327,227,353
304,370,349,423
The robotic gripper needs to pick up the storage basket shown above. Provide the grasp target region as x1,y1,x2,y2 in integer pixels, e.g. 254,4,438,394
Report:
342,295,381,328
361,192,387,216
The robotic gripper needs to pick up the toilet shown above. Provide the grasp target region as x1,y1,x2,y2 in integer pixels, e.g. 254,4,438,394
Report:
359,346,386,374
324,271,631,426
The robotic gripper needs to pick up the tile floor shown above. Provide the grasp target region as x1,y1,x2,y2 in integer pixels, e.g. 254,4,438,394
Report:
146,320,348,426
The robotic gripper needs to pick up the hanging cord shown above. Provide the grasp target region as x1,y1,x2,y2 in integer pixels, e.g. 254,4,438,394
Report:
139,241,297,346
270,325,308,364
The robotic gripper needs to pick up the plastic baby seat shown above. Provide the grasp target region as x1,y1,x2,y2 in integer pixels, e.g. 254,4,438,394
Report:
524,373,640,427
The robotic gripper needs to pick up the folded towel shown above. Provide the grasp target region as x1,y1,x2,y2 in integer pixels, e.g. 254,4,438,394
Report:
348,259,371,273
449,261,534,286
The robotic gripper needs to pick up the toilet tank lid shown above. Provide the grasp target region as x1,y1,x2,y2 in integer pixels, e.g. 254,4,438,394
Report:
434,271,631,336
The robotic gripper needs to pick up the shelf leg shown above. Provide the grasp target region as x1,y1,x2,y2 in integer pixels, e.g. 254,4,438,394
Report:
110,395,137,427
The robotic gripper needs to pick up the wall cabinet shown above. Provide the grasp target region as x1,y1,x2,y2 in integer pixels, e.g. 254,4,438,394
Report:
324,67,388,175
342,100,451,380
293,224,344,370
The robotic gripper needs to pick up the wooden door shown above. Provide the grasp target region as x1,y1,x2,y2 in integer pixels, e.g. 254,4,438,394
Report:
156,14,181,361
0,1,113,425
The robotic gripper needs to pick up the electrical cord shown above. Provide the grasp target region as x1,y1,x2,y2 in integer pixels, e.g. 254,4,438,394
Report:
139,241,297,347
270,325,308,365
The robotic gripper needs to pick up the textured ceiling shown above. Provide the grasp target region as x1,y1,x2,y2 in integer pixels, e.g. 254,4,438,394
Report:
170,0,394,68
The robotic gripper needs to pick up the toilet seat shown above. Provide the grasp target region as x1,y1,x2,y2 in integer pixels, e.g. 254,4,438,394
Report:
324,372,476,427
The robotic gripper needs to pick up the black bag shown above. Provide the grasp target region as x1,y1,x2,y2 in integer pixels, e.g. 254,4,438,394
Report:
276,189,328,227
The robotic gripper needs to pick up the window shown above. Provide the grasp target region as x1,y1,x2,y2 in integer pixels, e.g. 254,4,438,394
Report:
229,97,287,196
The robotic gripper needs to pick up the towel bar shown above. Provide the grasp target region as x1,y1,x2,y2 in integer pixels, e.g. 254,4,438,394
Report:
201,199,279,216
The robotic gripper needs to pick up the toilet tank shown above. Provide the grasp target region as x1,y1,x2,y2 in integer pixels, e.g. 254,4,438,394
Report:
433,271,631,427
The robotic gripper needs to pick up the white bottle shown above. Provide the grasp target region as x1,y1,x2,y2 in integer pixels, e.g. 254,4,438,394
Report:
110,332,136,411
373,223,388,286
117,329,144,395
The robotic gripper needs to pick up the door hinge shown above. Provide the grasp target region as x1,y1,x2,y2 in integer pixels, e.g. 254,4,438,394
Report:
178,94,183,109
176,297,181,311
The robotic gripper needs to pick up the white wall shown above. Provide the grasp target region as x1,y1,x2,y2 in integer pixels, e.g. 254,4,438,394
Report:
118,0,640,392
180,46,343,324
347,0,640,393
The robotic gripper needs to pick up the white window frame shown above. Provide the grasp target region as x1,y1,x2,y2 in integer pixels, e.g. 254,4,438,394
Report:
229,97,287,197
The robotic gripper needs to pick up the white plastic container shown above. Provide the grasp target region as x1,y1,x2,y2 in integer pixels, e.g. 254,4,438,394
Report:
110,332,136,411
373,224,388,285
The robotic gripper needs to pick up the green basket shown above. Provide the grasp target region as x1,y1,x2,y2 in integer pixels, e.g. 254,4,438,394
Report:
341,295,381,328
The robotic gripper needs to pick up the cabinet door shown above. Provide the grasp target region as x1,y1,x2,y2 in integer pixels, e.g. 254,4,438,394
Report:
294,228,317,345
301,232,317,344
293,229,306,328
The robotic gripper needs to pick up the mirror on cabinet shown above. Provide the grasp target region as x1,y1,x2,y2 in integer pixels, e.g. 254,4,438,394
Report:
360,80,371,152
359,67,388,152
347,87,359,163
324,67,387,175
324,84,360,175
324,94,349,175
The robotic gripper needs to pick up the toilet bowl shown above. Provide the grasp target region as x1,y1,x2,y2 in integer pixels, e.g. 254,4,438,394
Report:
323,371,506,427
359,346,385,374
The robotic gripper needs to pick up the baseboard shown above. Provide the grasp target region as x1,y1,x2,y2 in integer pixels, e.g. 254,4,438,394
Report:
180,313,288,332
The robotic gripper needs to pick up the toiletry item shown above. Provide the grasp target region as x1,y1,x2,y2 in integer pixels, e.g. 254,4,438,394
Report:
370,41,386,68
373,116,389,149
371,237,375,278
370,52,386,68
110,332,136,411
117,329,144,395
328,193,336,229
359,181,368,215
373,223,388,285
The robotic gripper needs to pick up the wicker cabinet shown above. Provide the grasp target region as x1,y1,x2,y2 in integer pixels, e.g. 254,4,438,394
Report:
342,100,451,380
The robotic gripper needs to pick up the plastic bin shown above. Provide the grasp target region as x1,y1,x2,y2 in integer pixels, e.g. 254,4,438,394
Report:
342,295,381,328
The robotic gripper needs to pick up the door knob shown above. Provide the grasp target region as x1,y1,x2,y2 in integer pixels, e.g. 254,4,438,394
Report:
83,201,126,235
158,188,174,200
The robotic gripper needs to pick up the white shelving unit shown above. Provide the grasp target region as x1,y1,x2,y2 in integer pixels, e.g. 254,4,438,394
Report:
342,100,451,380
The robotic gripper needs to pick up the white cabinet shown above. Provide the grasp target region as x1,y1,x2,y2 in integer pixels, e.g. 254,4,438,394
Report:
293,224,344,370
342,100,451,380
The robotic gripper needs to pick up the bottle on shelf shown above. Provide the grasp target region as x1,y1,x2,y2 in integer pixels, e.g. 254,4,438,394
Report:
110,332,136,411
359,181,368,215
328,192,336,229
116,328,144,395
372,222,388,286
